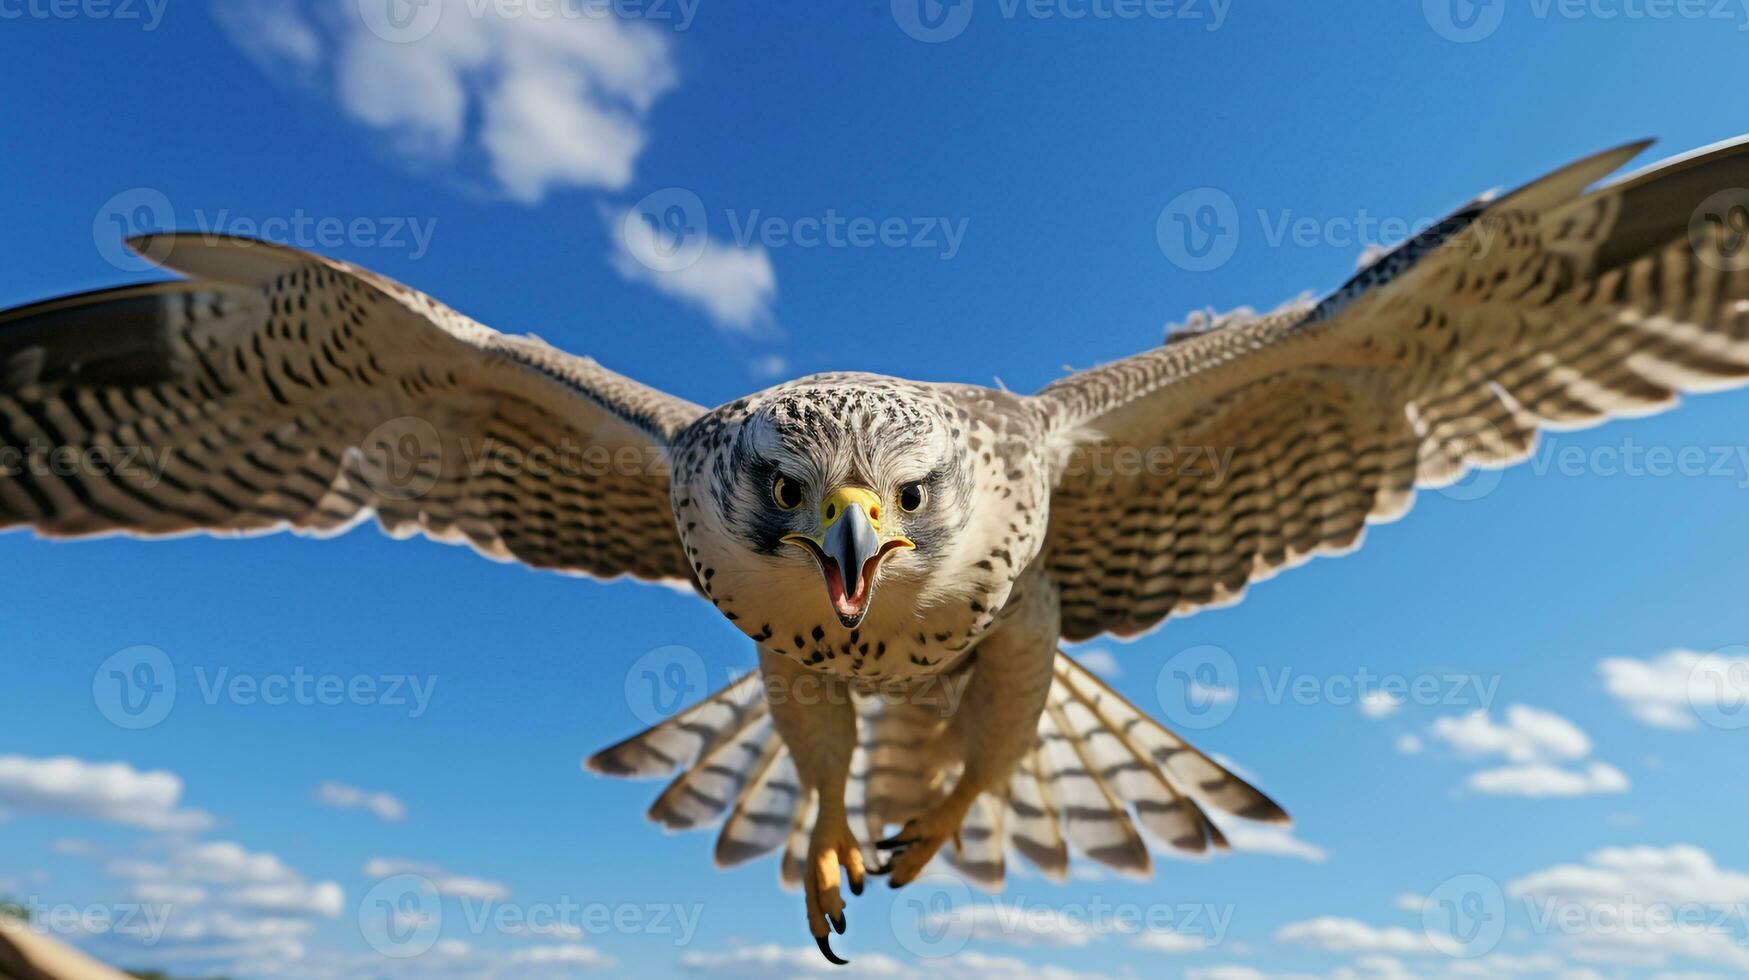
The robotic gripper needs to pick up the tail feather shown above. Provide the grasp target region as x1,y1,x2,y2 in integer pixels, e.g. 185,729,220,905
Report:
1004,750,1069,882
713,738,796,867
588,650,1289,889
647,715,776,830
944,793,1006,891
585,673,765,778
780,795,815,889
1041,696,1152,876
1054,655,1288,825
1051,661,1223,853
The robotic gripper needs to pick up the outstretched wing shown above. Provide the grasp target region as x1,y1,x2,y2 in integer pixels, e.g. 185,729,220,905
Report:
0,234,706,586
1037,136,1749,641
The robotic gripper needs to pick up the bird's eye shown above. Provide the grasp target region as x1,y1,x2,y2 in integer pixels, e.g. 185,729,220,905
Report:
898,481,927,513
772,474,804,510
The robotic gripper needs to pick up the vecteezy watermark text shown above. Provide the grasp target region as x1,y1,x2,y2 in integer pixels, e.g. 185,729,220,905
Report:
891,0,1232,43
193,667,438,718
1424,0,1749,43
0,0,168,30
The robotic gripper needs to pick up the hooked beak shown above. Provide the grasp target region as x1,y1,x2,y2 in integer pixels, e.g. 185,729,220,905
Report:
783,486,914,628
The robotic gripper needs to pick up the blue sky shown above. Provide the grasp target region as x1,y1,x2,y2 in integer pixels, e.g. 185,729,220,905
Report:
5,2,1749,977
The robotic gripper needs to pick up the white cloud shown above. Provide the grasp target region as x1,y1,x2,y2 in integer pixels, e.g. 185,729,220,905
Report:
746,353,791,380
213,0,677,202
1219,820,1328,863
107,840,345,919
919,902,1139,948
678,944,1110,979
1428,705,1590,763
1420,705,1628,798
363,857,510,900
509,943,614,967
0,756,213,832
1359,691,1403,719
1600,650,1749,731
1395,733,1423,755
315,780,407,822
1132,930,1210,952
609,206,778,331
1508,845,1749,971
1274,917,1430,954
1191,681,1238,705
1466,761,1629,798
1184,969,1274,980
678,944,910,978
1075,649,1122,678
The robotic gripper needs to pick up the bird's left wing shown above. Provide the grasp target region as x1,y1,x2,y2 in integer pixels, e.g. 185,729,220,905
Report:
0,234,705,586
1036,136,1749,642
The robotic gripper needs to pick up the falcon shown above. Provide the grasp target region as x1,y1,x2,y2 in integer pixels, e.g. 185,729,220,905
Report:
6,136,1749,964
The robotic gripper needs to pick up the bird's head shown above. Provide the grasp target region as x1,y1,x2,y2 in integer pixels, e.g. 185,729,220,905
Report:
687,379,977,634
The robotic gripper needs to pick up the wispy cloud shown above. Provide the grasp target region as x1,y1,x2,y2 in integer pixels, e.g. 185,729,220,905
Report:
1274,916,1430,954
1600,649,1749,730
608,203,778,332
315,780,407,822
1217,820,1328,863
1419,705,1628,798
363,857,510,900
1075,649,1122,678
1359,690,1402,719
1509,844,1749,971
679,944,1111,979
0,756,213,832
211,0,676,202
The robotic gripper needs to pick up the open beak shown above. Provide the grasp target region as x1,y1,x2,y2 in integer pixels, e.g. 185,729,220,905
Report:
783,486,914,628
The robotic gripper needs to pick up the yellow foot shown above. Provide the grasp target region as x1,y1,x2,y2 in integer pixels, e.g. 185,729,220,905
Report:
806,817,866,965
872,799,970,888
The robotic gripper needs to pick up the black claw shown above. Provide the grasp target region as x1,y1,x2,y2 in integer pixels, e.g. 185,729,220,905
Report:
849,876,864,896
830,910,846,935
876,835,917,851
816,933,848,966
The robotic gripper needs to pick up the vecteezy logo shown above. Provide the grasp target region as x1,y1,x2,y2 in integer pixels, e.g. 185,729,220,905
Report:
620,188,709,273
358,0,443,44
93,645,176,730
359,874,442,958
93,188,175,273
1157,188,1239,272
1424,0,1505,42
624,645,709,725
1689,189,1749,273
355,417,443,501
889,871,973,957
891,0,974,42
1688,646,1749,729
1422,873,1506,958
1156,644,1238,730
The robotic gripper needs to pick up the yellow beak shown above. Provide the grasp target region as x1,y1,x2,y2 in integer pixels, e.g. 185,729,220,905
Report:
782,486,915,627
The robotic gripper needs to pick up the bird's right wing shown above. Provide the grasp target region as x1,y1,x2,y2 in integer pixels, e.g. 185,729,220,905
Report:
0,234,706,586
1035,136,1749,642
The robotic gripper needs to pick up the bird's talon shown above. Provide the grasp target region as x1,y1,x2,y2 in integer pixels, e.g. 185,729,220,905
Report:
804,818,863,963
816,933,848,966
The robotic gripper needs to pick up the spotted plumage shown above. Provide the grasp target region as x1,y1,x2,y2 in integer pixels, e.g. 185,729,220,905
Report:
10,136,1749,964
